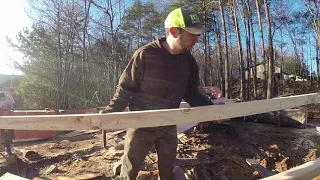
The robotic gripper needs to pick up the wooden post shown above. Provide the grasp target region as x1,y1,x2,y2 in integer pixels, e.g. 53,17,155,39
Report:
102,130,106,147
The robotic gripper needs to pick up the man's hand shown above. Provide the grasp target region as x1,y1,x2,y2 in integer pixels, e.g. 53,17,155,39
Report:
99,106,112,114
199,121,211,130
99,110,109,114
210,86,222,99
99,106,129,114
200,86,222,128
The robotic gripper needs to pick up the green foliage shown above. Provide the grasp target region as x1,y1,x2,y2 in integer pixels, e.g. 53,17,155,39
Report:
15,74,55,109
141,3,165,41
121,1,165,48
162,0,188,14
5,0,320,109
0,75,21,89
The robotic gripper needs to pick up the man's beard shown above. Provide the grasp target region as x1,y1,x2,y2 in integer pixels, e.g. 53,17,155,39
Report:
176,36,191,53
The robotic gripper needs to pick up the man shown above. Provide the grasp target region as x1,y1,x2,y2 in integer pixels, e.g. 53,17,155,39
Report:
101,7,213,180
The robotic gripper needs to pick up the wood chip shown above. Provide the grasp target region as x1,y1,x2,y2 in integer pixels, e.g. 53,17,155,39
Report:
246,158,275,177
145,155,155,164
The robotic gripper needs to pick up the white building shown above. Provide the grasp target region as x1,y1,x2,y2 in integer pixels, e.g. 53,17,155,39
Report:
246,63,281,80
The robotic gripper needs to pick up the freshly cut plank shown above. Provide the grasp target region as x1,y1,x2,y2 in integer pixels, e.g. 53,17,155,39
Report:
0,93,317,131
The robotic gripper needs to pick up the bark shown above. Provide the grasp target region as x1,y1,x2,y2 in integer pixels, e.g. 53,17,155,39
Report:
219,0,230,98
305,0,320,88
247,19,252,100
81,0,91,107
280,29,284,95
264,0,274,99
247,0,258,99
212,11,224,95
203,1,208,86
57,5,63,109
317,42,319,89
227,12,233,98
238,0,251,100
256,0,267,99
231,0,245,100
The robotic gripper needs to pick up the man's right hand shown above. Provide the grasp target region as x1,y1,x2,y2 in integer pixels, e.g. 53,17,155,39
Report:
99,106,129,114
100,109,114,114
99,106,113,114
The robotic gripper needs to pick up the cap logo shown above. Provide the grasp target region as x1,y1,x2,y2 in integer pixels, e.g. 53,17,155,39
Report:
189,14,200,24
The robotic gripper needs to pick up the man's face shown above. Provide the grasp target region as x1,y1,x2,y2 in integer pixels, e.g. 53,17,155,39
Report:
175,29,198,53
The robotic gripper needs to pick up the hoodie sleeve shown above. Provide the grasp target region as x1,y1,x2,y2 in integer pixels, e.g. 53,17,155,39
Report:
102,50,145,113
183,57,213,107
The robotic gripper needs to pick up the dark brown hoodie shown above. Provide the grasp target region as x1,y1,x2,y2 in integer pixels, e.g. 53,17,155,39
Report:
105,37,212,112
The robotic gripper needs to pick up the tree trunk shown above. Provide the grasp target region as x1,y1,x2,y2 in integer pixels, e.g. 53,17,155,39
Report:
231,0,245,100
203,1,208,86
238,0,251,100
212,11,224,95
264,0,274,99
280,28,284,95
227,13,233,98
305,0,320,89
247,0,258,99
219,0,230,99
82,0,91,107
57,6,63,109
256,0,267,99
207,33,213,86
247,19,252,100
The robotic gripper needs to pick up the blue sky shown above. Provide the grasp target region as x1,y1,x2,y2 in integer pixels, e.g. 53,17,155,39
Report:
0,0,32,75
0,0,142,76
1,0,317,75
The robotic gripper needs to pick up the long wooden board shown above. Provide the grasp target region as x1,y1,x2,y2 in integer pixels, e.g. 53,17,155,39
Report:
261,157,320,180
0,93,317,131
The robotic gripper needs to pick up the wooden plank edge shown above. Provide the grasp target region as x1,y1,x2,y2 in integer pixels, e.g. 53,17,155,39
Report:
0,93,317,131
261,157,320,180
0,172,29,180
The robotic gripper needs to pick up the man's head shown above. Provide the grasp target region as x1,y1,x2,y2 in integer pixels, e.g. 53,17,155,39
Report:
164,8,209,54
165,8,209,35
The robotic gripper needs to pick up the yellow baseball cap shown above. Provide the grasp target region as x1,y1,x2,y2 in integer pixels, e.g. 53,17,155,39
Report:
164,8,210,35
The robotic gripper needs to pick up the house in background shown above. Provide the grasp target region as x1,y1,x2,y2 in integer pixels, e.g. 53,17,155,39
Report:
245,63,281,80
245,63,307,81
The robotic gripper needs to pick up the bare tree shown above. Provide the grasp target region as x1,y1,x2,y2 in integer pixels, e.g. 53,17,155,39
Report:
231,0,245,100
304,0,320,88
91,0,123,102
219,0,230,98
237,0,251,100
256,0,267,99
81,0,92,106
246,0,258,98
212,11,224,94
263,0,274,99
203,1,209,86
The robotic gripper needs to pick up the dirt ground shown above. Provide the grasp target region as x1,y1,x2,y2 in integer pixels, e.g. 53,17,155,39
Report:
1,115,320,179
